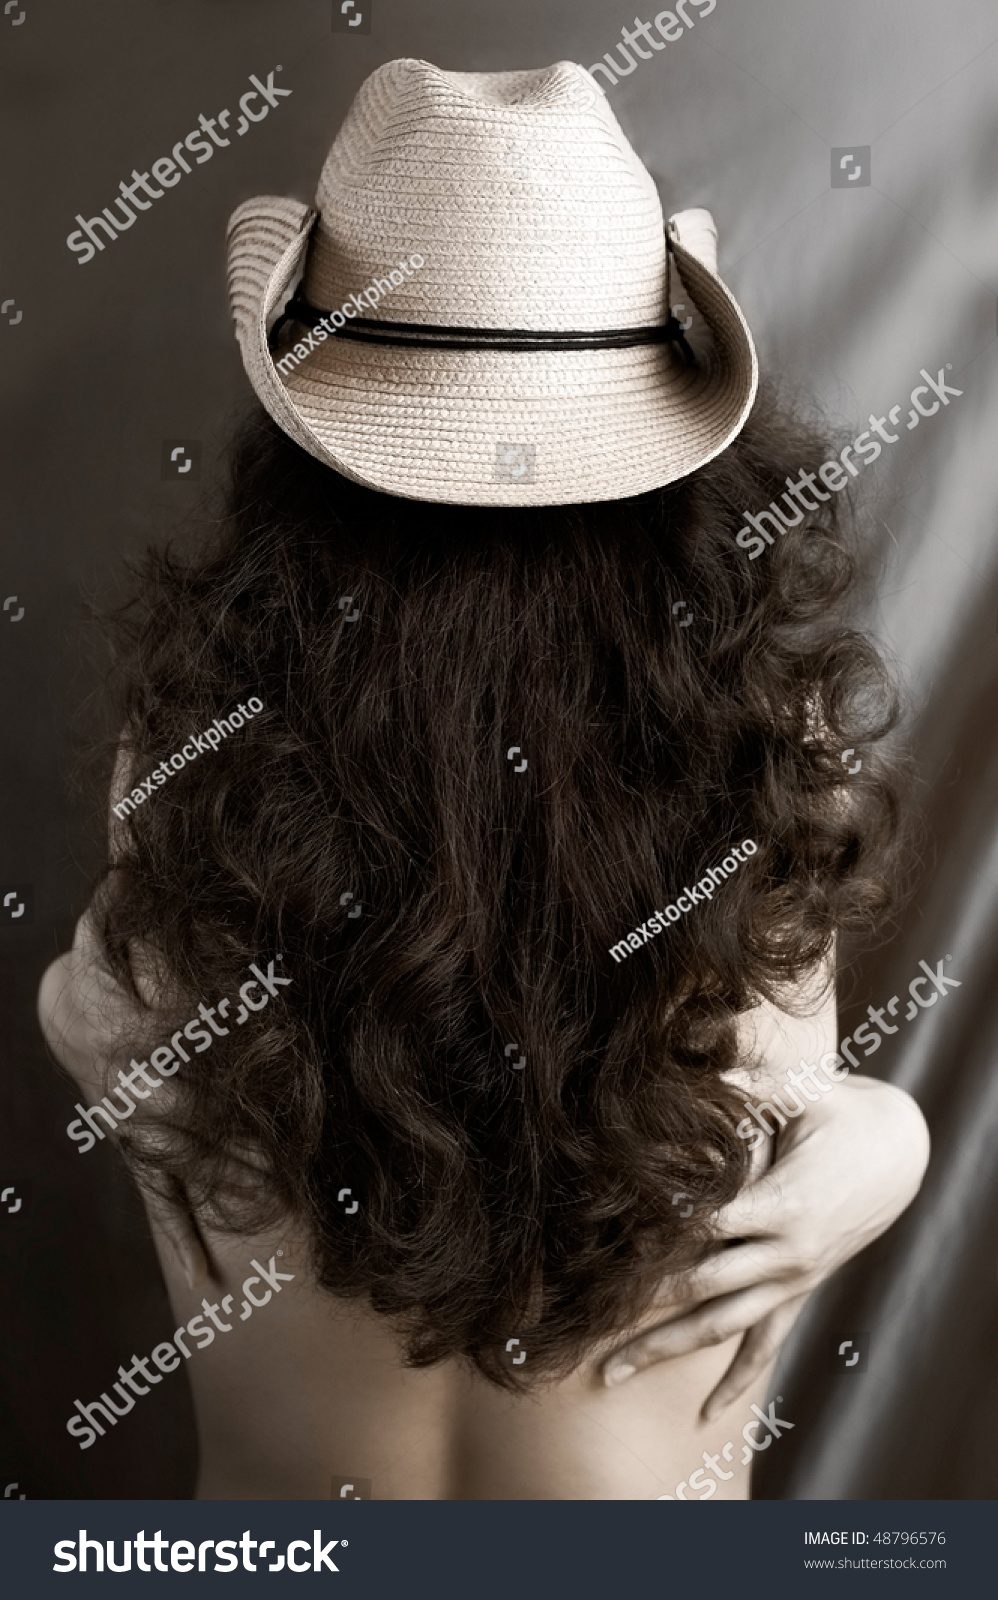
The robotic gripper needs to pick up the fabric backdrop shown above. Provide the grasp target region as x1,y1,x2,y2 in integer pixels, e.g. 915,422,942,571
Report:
1,0,995,1498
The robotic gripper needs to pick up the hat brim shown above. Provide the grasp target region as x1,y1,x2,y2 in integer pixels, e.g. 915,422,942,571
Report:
227,196,759,506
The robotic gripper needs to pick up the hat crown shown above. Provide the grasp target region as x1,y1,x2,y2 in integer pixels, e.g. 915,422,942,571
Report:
226,57,758,507
304,57,668,330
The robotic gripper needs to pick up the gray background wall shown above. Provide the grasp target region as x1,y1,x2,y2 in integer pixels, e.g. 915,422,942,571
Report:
1,0,996,1498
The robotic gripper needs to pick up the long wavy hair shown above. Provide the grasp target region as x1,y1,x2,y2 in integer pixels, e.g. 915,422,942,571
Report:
90,387,908,1388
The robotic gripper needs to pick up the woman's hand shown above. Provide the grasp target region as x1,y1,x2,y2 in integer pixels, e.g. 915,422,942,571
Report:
37,909,123,1092
38,907,212,1289
38,892,178,1089
601,1074,930,1416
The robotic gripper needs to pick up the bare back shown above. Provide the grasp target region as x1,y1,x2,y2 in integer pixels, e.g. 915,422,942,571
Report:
42,925,832,1500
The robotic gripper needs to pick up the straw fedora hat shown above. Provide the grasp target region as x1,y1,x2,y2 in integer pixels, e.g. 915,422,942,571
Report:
226,57,758,507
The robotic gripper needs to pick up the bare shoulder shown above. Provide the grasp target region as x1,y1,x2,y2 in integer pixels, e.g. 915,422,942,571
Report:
729,950,837,1097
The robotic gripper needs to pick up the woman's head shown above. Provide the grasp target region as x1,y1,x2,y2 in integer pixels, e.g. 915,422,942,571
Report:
94,385,907,1387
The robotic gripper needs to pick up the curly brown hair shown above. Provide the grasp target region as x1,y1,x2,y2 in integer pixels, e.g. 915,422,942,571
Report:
90,385,908,1388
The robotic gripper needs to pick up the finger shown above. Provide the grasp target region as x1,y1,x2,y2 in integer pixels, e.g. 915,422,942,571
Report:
603,1282,790,1385
648,1229,795,1317
142,1182,211,1290
37,949,126,1089
700,1295,810,1421
668,1238,794,1305
711,1170,789,1239
128,936,184,1009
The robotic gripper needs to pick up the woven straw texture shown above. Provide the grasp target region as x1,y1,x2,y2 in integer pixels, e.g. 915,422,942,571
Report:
226,57,758,505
